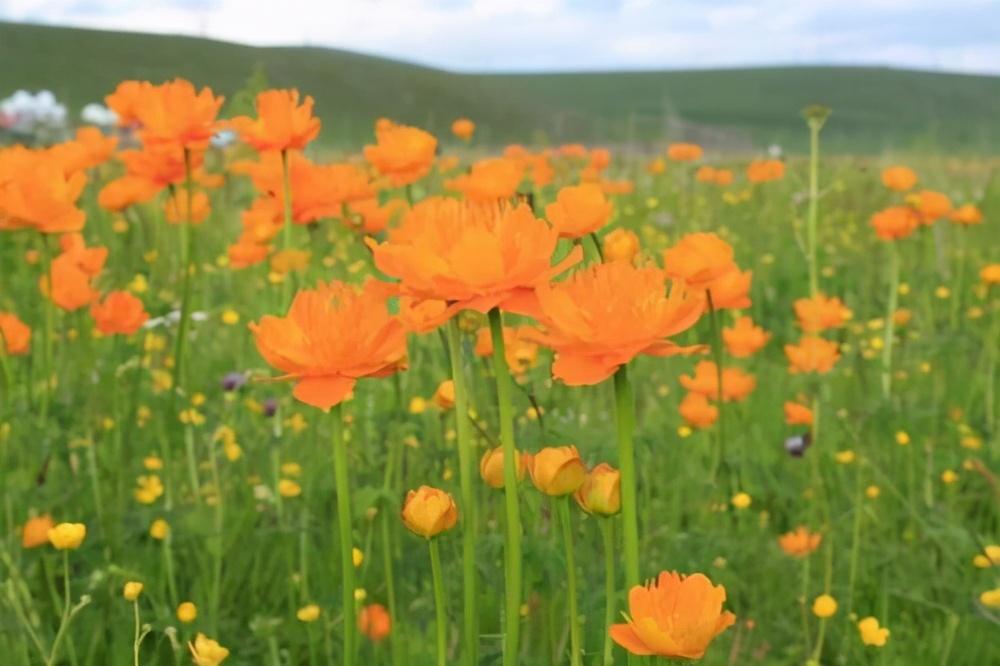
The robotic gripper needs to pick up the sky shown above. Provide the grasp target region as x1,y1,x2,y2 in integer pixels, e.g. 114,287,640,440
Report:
2,0,999,75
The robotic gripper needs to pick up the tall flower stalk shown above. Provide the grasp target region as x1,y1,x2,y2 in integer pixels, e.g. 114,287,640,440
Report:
556,498,581,666
331,405,356,666
881,242,899,398
613,365,640,587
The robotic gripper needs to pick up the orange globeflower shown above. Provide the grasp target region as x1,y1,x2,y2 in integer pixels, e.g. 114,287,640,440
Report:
0,312,31,355
134,79,224,150
44,259,97,311
662,232,735,291
90,291,150,335
358,603,392,642
98,144,197,212
667,143,703,162
479,446,530,489
446,157,524,203
401,486,459,538
71,127,118,169
529,445,587,497
678,392,718,429
105,80,153,126
230,89,321,152
784,401,814,426
713,168,734,186
603,228,640,264
451,118,475,141
473,325,539,375
785,336,840,374
21,514,55,549
870,206,919,241
881,166,917,192
695,166,717,183
0,146,87,234
704,266,752,310
367,197,582,327
910,190,953,224
228,236,270,269
164,189,211,225
794,294,852,333
250,280,407,411
526,261,704,386
982,263,1000,285
545,183,614,239
778,526,822,558
949,204,983,226
722,316,770,357
746,159,785,183
346,198,408,235
679,361,756,403
574,462,621,516
610,571,735,659
364,121,437,187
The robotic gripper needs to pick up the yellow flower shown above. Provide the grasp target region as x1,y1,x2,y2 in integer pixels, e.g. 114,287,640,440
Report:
191,392,207,407
281,462,302,477
941,469,958,484
221,309,240,325
189,633,229,665
895,431,910,446
285,413,308,433
972,545,1000,568
865,485,881,499
179,408,205,426
731,492,752,510
134,475,164,504
123,581,144,601
278,479,302,498
812,594,838,618
677,425,692,438
354,588,367,602
935,286,950,299
352,547,364,567
834,450,856,464
980,588,1000,609
48,522,86,550
150,519,170,540
297,604,321,622
409,397,427,414
177,601,198,623
857,617,889,647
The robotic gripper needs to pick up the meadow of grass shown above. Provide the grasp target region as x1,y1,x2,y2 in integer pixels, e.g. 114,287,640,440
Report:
3,21,1000,152
0,78,998,666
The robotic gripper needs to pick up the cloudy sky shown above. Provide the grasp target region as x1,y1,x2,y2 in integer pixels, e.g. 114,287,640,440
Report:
2,0,998,74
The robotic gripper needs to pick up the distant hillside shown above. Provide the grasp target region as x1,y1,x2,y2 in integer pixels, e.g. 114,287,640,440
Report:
3,20,1000,153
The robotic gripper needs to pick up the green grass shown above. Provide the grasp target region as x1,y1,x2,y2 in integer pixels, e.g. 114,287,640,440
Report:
3,20,1000,153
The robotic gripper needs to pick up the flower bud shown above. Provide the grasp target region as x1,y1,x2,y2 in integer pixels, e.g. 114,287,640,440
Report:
47,522,86,550
529,446,586,497
574,463,621,515
401,486,458,538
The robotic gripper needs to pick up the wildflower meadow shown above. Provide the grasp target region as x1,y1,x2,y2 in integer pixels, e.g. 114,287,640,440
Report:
0,75,998,666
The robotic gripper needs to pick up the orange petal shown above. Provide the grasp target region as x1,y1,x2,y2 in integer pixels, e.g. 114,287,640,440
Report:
292,376,356,411
552,353,618,386
609,623,653,656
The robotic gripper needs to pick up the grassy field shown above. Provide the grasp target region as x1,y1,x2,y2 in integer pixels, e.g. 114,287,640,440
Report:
3,21,1000,152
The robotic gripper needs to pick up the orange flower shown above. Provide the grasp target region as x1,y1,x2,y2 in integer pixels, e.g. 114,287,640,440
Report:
881,166,917,192
870,206,919,241
574,462,621,515
545,183,614,239
40,235,107,312
59,233,108,277
910,190,952,224
346,198,407,234
446,157,524,203
785,336,839,374
695,166,717,183
529,445,587,496
451,118,475,141
678,392,718,429
662,232,735,291
0,312,31,355
783,401,814,426
90,291,149,335
610,571,735,659
367,197,582,324
525,261,704,386
589,148,611,171
0,146,87,234
21,514,55,549
949,204,983,226
401,485,458,538
364,121,437,187
778,526,822,557
164,189,211,225
647,158,666,175
98,144,198,211
559,144,588,159
666,143,703,162
358,603,392,642
432,379,455,410
603,228,640,264
473,325,539,375
794,294,852,333
722,316,769,357
712,169,734,186
480,446,529,489
746,159,785,183
982,263,1000,285
228,236,270,269
105,80,153,126
679,361,756,402
250,280,407,411
134,79,224,150
230,89,321,152
270,249,311,275
70,127,118,170
705,266,752,310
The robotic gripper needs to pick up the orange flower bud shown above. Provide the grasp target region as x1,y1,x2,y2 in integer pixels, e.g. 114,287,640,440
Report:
529,446,586,497
479,446,527,489
574,463,620,515
21,514,55,549
401,486,458,539
359,603,392,642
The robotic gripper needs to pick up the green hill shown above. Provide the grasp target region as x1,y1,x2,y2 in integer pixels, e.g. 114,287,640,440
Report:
2,20,1000,153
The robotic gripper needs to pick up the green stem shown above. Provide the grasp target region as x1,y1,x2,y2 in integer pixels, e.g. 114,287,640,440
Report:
39,232,55,428
162,534,178,607
556,499,581,666
209,432,224,633
132,600,141,666
488,308,522,666
806,123,821,296
446,318,478,666
613,365,640,587
173,150,199,501
280,148,294,307
706,292,728,487
881,242,899,399
600,519,616,666
46,552,71,666
846,464,864,615
381,509,402,666
331,405,356,666
429,538,448,666
799,556,812,656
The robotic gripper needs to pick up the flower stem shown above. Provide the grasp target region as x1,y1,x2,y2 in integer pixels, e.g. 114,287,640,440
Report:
881,242,899,399
806,120,821,296
280,148,294,307
706,291,728,487
429,538,448,666
38,232,55,428
173,149,199,501
446,318,478,666
132,600,141,666
613,364,640,587
556,498,581,666
599,519,616,666
488,307,522,666
331,404,356,666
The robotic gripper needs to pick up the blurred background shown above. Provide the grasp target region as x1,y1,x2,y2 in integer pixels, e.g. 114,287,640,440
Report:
1,0,999,152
